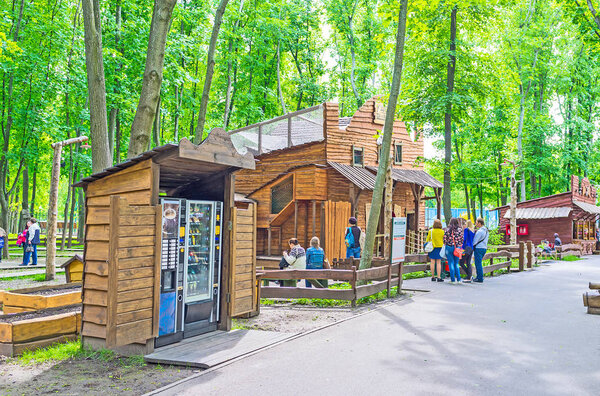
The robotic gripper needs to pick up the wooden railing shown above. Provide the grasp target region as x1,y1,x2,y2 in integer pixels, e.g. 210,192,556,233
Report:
259,262,404,307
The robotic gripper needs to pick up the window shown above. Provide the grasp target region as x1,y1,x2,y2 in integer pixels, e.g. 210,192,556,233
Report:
271,177,293,214
352,145,364,167
394,143,403,165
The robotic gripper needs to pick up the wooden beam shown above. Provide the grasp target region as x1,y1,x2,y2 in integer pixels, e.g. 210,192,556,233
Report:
312,200,316,237
287,117,292,148
267,227,272,256
294,200,298,238
218,173,235,331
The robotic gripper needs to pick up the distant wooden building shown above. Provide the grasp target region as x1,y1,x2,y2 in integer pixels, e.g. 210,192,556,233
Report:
231,98,442,262
495,176,600,254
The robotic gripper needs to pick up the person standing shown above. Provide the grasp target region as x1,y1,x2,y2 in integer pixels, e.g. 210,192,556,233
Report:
472,217,489,283
426,219,445,282
443,218,464,283
459,220,475,283
17,225,29,266
345,217,362,259
26,218,41,266
305,236,327,288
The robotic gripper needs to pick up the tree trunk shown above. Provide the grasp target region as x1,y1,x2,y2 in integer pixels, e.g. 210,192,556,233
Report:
152,95,161,148
454,138,470,219
128,0,177,157
19,166,29,231
30,167,37,216
77,187,84,242
194,0,230,143
115,109,121,163
347,0,361,108
517,92,526,201
359,0,408,270
276,41,287,114
82,0,112,173
442,6,457,224
108,108,117,159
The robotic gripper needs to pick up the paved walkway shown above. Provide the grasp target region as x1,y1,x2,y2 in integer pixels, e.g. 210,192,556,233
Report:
153,258,600,396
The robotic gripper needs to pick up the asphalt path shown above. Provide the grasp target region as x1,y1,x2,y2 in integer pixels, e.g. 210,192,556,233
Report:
154,258,600,396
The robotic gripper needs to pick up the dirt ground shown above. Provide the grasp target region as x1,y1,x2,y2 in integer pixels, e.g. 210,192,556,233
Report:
233,291,419,333
0,288,420,395
0,356,197,395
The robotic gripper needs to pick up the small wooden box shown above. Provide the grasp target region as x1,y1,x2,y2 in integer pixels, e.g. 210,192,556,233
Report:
60,254,84,283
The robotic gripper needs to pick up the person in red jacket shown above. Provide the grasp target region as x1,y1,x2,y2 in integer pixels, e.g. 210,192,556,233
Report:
17,226,29,266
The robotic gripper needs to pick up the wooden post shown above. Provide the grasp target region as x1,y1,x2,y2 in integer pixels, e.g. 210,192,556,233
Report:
383,161,393,258
46,135,89,280
527,240,533,269
267,227,272,256
294,200,298,238
490,257,494,277
106,195,121,347
397,262,403,290
386,260,392,298
287,116,292,147
46,144,62,281
518,241,525,272
312,200,316,237
351,266,357,307
258,124,263,154
435,188,441,219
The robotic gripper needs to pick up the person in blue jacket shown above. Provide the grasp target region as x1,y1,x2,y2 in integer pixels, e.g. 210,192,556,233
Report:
459,220,475,283
345,217,362,259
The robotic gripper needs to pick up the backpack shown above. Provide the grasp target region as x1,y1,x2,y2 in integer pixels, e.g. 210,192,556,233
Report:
345,227,355,248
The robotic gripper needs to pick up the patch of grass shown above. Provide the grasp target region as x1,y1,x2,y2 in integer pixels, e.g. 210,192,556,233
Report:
16,339,116,366
0,271,65,282
561,255,581,261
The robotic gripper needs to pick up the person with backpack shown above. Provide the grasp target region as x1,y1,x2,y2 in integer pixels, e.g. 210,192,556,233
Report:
345,217,362,259
0,228,5,263
459,220,475,283
425,219,444,282
305,236,328,288
24,218,41,266
472,217,490,283
443,218,464,283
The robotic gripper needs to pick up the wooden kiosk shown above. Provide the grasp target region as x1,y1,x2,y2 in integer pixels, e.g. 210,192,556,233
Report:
74,129,255,354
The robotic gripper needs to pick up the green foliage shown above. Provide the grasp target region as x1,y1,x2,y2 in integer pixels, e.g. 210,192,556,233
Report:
16,339,115,365
561,255,581,261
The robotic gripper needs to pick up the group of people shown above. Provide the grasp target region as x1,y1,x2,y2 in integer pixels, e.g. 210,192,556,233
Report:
425,217,490,283
16,218,41,266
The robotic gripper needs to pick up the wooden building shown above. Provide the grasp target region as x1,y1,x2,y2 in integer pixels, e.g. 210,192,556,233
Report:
73,129,256,354
231,98,442,262
495,176,600,254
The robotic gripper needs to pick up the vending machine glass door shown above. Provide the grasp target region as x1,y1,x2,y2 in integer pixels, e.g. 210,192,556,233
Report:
185,201,214,302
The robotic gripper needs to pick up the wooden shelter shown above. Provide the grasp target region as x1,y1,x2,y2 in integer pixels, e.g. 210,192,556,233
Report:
231,98,442,262
60,254,84,283
495,176,600,254
74,129,255,354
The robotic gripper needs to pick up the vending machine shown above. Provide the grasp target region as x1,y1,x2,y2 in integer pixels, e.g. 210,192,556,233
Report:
156,199,223,347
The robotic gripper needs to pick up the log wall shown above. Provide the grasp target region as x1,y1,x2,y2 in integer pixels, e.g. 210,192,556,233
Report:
82,159,158,349
231,203,257,317
323,98,424,170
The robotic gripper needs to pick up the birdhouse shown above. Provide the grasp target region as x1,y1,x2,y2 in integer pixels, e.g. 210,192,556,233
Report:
60,254,84,283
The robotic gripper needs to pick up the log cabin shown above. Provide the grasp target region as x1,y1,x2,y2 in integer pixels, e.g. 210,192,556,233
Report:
231,98,442,263
73,129,258,354
494,175,600,255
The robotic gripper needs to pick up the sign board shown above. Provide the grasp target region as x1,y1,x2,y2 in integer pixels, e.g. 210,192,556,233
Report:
374,102,386,125
391,217,407,263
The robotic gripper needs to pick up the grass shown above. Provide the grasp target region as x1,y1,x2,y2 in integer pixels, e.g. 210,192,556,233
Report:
15,339,148,368
0,271,65,282
561,255,582,261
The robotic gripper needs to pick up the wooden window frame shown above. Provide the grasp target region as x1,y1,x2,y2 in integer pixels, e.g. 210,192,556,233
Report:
352,145,364,167
394,142,403,165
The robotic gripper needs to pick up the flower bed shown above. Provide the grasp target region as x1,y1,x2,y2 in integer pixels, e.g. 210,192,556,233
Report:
2,284,81,314
0,304,81,356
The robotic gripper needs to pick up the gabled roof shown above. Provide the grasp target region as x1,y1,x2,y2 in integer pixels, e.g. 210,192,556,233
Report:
328,161,376,190
503,207,572,219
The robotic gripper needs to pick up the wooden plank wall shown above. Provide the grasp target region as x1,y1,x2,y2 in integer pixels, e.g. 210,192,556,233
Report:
81,159,156,346
231,204,257,317
324,201,351,264
323,98,424,170
105,196,160,347
235,141,326,195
